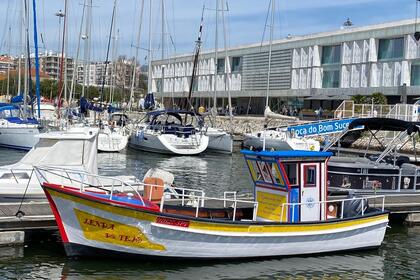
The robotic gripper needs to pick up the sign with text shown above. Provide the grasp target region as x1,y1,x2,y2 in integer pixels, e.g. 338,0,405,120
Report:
288,118,356,137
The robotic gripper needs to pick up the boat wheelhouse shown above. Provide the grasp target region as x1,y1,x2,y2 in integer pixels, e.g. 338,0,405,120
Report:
129,110,209,155
37,150,388,259
326,118,420,193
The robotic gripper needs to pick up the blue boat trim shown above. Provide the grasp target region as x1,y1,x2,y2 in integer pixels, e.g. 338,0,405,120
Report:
241,149,333,158
0,143,32,151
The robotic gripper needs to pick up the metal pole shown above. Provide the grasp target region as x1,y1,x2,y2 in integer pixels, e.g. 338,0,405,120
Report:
213,0,219,110
129,0,144,111
147,0,153,94
265,0,275,108
221,0,233,124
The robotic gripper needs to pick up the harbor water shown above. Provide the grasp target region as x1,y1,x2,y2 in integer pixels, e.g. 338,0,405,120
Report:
0,148,419,279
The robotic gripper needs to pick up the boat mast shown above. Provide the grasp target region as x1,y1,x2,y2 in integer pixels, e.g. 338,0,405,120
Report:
6,27,11,101
69,0,87,106
57,0,68,118
265,0,275,108
82,0,92,98
110,28,119,104
129,0,145,112
147,0,153,96
213,0,219,111
32,0,42,119
221,0,232,123
20,0,26,118
23,0,29,116
185,5,204,110
100,0,117,105
18,2,23,100
161,0,165,106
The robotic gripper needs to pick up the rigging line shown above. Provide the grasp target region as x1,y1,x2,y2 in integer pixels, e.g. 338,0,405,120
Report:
260,0,272,51
100,0,117,104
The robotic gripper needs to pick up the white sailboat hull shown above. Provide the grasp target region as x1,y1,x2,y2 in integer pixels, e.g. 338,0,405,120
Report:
0,126,40,150
98,131,128,153
129,131,209,155
206,128,233,154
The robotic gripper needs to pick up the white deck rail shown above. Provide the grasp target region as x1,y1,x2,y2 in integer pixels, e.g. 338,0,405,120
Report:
280,195,385,223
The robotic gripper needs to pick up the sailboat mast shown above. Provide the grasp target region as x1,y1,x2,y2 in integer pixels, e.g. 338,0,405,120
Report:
6,27,11,101
32,0,42,119
221,0,232,122
265,0,275,108
57,0,68,118
69,0,87,106
18,2,23,99
100,0,117,105
213,0,219,110
161,0,165,106
129,0,145,112
147,0,153,95
82,0,92,98
185,5,204,109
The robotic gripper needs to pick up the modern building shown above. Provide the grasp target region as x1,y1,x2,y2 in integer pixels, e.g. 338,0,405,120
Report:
150,19,420,114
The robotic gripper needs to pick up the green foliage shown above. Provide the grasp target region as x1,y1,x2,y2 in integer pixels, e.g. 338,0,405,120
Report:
370,92,387,105
352,92,387,105
351,94,367,104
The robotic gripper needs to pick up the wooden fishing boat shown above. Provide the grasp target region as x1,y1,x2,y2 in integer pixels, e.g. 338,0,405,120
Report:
36,150,388,259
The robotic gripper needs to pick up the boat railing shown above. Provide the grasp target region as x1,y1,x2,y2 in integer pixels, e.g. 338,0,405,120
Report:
34,166,146,206
329,166,420,191
144,181,206,206
280,195,385,223
0,167,37,184
159,193,259,222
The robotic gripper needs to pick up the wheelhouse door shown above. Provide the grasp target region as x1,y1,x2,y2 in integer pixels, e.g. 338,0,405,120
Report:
300,163,321,222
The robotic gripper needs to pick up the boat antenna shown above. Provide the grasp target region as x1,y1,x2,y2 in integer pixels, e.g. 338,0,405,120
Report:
100,0,117,106
415,0,420,41
182,4,205,111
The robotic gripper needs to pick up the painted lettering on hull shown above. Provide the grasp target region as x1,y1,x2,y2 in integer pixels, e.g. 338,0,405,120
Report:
74,209,166,251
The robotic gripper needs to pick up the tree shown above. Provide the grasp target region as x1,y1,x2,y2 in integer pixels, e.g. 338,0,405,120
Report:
351,94,367,104
370,92,387,105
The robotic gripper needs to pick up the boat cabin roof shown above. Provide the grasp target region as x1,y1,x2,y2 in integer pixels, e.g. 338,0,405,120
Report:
349,117,420,133
241,150,333,158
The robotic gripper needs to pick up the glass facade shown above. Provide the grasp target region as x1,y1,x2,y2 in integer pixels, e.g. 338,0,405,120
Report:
321,45,341,65
411,63,420,86
322,68,340,88
378,38,404,60
231,57,242,72
217,58,225,74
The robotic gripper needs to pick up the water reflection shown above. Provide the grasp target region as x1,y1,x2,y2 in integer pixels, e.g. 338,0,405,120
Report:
58,252,384,280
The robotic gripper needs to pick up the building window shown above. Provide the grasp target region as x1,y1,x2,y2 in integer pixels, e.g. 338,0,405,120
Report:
217,58,225,74
322,67,340,88
378,38,404,60
411,63,420,86
231,57,242,72
321,45,341,65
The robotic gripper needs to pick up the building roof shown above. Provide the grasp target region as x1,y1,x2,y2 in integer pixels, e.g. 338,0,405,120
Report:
152,18,420,63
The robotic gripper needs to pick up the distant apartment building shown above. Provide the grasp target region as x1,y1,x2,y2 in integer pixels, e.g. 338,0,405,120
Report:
35,51,75,81
0,56,16,74
151,19,420,113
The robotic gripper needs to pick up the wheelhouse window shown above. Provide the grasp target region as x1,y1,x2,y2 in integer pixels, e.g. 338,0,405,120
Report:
217,58,225,74
283,163,298,185
231,57,242,72
411,63,420,86
321,45,341,65
378,38,404,60
322,67,340,88
304,165,317,187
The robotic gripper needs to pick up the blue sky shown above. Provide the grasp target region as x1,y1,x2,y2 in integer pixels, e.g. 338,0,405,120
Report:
0,0,417,64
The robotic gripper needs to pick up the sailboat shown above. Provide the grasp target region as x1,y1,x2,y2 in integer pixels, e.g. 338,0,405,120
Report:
242,0,319,152
0,0,42,151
